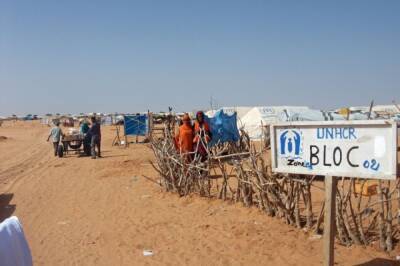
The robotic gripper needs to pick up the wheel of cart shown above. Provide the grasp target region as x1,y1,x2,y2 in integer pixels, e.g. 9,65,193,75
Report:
59,133,86,157
68,140,82,150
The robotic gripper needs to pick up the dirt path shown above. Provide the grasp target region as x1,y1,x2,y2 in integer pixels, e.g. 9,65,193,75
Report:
0,121,397,265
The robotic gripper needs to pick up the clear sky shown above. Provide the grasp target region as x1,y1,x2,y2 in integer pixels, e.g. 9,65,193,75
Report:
1,0,399,116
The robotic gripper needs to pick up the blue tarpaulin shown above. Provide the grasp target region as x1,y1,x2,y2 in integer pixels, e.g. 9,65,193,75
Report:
205,110,240,146
124,114,148,136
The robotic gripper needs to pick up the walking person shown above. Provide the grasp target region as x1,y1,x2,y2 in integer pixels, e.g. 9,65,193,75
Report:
47,121,63,156
87,116,101,159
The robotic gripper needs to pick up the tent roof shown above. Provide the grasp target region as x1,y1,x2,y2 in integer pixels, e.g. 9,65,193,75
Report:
206,106,253,119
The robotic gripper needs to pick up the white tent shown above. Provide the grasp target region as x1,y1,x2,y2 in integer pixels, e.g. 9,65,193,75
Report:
336,104,400,120
372,105,400,118
347,106,370,112
205,106,253,120
101,115,114,125
239,106,310,139
288,110,345,121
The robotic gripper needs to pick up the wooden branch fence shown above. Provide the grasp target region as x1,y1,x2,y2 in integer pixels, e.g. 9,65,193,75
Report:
150,123,400,251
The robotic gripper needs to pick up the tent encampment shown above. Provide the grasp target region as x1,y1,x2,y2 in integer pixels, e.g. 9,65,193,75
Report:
239,106,310,139
372,105,400,118
288,110,345,121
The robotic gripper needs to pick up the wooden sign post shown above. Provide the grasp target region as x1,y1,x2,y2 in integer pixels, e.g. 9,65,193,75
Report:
323,176,337,266
269,120,398,266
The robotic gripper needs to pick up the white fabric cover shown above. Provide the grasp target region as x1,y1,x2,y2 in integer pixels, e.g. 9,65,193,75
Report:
239,106,310,139
0,216,33,266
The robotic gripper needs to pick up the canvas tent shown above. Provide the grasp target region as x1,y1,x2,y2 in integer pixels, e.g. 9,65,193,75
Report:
101,115,114,125
206,107,252,121
204,109,240,146
288,110,345,121
335,104,400,120
239,106,311,139
348,113,371,120
40,117,51,125
372,105,400,118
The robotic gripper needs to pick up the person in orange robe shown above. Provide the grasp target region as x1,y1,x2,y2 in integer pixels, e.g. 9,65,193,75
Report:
175,113,194,154
193,111,211,160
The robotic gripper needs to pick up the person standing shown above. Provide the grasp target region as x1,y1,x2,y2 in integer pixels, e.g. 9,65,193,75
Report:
175,113,194,156
47,121,63,156
0,216,33,266
87,116,101,159
193,111,211,160
79,119,89,134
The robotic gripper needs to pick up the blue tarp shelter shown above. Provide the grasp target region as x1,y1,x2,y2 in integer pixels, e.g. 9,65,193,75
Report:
205,110,240,146
124,114,148,136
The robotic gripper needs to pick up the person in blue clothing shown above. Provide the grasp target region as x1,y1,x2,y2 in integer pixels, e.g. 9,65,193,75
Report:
87,116,101,159
79,119,90,134
47,121,64,156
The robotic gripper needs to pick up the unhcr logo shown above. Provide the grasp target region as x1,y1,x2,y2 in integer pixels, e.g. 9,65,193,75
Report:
279,129,302,158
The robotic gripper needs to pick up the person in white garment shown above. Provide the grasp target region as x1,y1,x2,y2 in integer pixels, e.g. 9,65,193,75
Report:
0,216,33,266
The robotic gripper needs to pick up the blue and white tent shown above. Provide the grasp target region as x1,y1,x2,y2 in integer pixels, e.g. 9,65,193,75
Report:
204,109,240,146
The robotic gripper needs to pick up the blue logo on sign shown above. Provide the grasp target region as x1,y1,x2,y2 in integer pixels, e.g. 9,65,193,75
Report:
280,130,302,158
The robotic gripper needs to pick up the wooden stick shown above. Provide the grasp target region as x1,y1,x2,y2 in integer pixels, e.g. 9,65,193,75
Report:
323,176,337,266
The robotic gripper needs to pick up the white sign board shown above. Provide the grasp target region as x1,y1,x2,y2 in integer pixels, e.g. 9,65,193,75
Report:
270,120,398,179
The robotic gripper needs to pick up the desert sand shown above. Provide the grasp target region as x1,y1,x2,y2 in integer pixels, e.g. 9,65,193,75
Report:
0,121,398,266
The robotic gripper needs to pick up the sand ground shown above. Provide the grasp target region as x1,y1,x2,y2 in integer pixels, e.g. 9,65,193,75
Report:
0,121,398,266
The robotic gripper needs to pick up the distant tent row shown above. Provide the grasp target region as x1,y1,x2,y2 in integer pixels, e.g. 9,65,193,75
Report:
337,105,400,120
101,115,114,126
40,114,119,126
206,105,400,140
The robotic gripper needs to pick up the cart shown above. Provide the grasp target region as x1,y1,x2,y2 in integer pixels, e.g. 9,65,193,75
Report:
58,133,91,158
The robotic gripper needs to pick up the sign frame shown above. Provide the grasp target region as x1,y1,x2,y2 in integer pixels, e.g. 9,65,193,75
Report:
270,120,398,180
270,120,398,266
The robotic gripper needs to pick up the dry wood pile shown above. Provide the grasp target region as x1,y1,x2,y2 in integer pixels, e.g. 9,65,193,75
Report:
332,179,400,251
150,123,400,251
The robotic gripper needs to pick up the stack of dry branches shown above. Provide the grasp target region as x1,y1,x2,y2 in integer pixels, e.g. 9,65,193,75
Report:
236,152,315,229
333,179,400,250
150,126,212,196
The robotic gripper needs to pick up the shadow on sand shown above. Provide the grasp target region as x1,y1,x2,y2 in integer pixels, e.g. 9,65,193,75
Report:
354,258,399,266
0,193,16,223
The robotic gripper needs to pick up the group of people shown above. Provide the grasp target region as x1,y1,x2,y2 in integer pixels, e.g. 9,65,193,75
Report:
175,111,212,160
47,116,101,159
47,112,210,160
